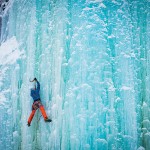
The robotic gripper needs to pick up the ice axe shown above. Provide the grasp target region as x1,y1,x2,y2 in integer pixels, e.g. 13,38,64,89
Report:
29,78,37,82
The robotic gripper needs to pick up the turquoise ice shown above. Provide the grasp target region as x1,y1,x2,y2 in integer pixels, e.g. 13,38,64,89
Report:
0,0,150,150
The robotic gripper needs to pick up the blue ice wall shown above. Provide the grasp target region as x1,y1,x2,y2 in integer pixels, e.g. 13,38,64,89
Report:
0,0,150,150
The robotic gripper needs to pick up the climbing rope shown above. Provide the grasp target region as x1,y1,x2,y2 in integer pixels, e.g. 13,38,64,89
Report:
38,115,42,122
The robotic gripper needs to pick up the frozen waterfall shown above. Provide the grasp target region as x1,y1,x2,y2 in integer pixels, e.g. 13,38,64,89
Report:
0,0,150,150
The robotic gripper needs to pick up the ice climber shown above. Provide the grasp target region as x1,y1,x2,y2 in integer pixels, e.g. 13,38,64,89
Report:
27,78,52,126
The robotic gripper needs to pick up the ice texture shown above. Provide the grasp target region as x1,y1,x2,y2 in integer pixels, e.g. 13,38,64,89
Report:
0,0,149,150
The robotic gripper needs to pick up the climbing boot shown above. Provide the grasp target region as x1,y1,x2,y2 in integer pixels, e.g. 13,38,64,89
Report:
45,118,52,122
27,122,30,127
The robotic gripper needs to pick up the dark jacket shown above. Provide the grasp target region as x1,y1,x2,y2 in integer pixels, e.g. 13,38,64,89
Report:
30,81,40,101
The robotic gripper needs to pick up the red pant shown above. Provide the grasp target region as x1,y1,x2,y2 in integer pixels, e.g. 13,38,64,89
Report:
28,101,48,124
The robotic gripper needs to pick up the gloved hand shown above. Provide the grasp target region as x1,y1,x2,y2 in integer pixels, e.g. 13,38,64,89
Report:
34,78,37,81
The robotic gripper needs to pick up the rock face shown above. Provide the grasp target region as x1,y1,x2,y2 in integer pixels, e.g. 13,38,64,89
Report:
0,0,9,14
0,0,149,150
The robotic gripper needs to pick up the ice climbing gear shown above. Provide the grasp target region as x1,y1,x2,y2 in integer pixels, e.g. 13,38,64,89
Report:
28,101,49,125
45,118,52,122
29,78,37,82
32,100,43,110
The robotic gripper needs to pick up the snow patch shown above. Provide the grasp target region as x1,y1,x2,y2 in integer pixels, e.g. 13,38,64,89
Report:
13,131,19,138
137,146,145,150
0,92,7,106
83,7,93,11
108,86,115,91
0,36,24,65
99,3,106,8
86,25,93,29
115,97,121,102
145,132,150,136
120,86,132,91
96,138,107,144
108,34,115,39
143,102,147,107
86,0,103,3
0,37,24,107
0,89,10,106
